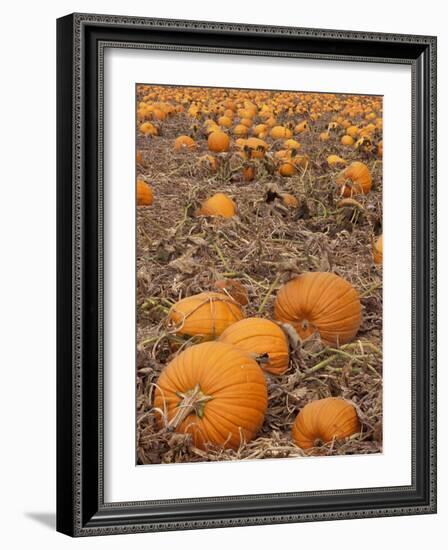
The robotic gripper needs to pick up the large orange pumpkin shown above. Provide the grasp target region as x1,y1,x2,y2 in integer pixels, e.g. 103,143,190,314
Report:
153,341,268,449
136,179,153,206
207,130,230,153
168,291,244,340
198,193,236,218
219,317,289,375
274,272,361,346
292,397,360,450
335,161,372,197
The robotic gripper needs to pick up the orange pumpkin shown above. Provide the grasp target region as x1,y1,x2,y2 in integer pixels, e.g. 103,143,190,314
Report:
218,115,232,128
136,179,153,206
326,154,347,167
270,125,292,139
274,272,361,346
278,162,297,177
168,291,244,340
340,135,354,146
373,234,383,264
233,124,248,136
282,193,299,207
207,130,230,153
174,135,196,150
198,193,236,218
244,137,268,159
292,397,360,449
219,317,289,375
242,165,256,182
154,342,267,450
336,161,372,197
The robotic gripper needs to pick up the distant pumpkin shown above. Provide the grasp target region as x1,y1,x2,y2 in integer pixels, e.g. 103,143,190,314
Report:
174,135,196,150
373,234,383,264
198,193,236,218
336,161,372,197
207,130,230,153
136,179,153,206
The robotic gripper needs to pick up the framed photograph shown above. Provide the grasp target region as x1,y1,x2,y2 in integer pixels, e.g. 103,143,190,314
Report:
57,13,437,537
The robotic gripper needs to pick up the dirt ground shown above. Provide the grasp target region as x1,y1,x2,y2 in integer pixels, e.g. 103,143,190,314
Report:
136,87,383,464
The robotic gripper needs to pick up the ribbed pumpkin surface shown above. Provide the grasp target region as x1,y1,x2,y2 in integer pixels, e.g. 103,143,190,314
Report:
168,291,244,340
154,342,268,449
219,317,289,375
292,397,360,449
274,272,361,346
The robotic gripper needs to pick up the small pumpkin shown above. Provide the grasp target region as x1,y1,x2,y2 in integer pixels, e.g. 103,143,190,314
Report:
168,291,244,340
233,124,249,136
244,137,268,159
153,341,267,450
373,234,383,264
294,120,309,134
198,193,236,218
278,162,297,177
274,272,361,346
270,125,292,139
174,135,196,150
319,131,330,142
336,161,372,197
219,317,289,375
242,165,256,182
207,130,230,153
340,135,355,146
284,139,301,150
282,193,299,208
218,115,232,128
292,397,360,450
139,121,158,136
136,179,153,206
326,154,347,167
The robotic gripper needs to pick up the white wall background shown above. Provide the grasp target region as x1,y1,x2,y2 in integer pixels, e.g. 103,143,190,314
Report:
0,1,444,548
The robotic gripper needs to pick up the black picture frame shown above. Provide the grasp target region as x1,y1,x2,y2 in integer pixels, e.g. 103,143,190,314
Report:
57,13,437,537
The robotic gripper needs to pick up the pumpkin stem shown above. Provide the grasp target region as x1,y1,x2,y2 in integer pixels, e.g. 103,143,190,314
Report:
168,384,214,430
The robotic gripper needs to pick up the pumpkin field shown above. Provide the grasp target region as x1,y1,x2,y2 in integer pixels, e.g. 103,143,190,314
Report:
136,85,383,464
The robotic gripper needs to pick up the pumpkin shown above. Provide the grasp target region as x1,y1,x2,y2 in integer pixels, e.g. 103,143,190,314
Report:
274,272,361,346
270,125,292,139
326,154,347,167
207,130,230,153
244,137,268,159
319,131,330,141
346,125,359,138
340,135,355,146
139,121,158,136
282,193,299,208
199,154,219,173
284,139,301,150
168,291,244,340
214,279,249,306
153,341,267,450
373,234,383,264
219,317,289,375
233,124,248,136
198,193,236,218
136,179,153,206
253,123,268,136
292,397,360,449
174,135,196,150
278,162,297,177
294,120,309,133
218,115,232,128
336,161,372,197
242,165,256,182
